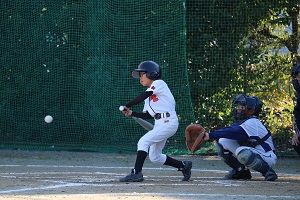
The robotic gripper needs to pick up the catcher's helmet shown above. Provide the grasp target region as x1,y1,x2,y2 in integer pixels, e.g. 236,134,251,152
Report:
232,94,257,120
292,64,300,79
132,61,162,80
252,96,263,116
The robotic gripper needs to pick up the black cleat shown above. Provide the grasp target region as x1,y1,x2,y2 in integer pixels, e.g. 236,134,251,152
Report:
224,168,252,180
119,169,144,182
181,161,192,181
263,168,278,181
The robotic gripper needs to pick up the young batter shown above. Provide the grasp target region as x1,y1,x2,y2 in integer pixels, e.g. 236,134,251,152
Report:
119,61,192,182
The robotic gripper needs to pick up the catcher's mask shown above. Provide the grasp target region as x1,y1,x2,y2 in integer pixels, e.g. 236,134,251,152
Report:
132,61,162,80
232,94,257,120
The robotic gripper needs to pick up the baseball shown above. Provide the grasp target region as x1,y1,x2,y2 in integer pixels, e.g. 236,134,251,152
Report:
119,106,124,111
44,115,53,123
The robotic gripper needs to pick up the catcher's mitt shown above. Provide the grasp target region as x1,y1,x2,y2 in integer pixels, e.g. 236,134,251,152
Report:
185,124,206,153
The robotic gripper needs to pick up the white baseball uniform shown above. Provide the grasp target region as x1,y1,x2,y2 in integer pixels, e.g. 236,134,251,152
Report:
137,80,178,164
218,118,277,167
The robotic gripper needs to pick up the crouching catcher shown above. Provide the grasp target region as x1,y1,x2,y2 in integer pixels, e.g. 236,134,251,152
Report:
190,94,278,181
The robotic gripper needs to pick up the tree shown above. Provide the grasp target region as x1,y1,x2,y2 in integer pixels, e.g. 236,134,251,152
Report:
186,0,300,146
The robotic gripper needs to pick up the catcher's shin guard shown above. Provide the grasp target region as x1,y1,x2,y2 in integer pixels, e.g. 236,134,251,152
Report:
237,149,277,181
215,142,244,169
215,142,251,179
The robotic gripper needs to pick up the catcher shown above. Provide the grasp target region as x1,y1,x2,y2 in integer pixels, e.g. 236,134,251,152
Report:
186,94,278,181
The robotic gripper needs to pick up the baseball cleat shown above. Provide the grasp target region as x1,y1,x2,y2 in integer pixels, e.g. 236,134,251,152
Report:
263,168,278,181
119,169,144,182
224,168,252,180
181,161,192,181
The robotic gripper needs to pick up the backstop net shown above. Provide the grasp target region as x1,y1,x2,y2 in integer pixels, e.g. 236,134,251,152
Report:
0,0,296,156
0,0,196,153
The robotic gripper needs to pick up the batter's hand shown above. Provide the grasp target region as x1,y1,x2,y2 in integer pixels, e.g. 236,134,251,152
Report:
292,134,300,146
122,106,132,117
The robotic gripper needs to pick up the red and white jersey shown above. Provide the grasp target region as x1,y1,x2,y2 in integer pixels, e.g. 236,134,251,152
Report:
143,80,175,117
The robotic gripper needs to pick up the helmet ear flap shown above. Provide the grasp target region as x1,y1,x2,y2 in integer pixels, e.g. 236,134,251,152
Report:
151,71,159,77
147,71,160,80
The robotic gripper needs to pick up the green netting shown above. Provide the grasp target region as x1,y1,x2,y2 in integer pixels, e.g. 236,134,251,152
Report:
0,0,195,153
0,0,298,156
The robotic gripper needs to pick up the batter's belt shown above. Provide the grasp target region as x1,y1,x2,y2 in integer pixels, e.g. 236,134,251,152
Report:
154,112,170,120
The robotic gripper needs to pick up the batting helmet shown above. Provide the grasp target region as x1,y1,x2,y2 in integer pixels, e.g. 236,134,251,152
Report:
132,61,162,80
291,64,300,79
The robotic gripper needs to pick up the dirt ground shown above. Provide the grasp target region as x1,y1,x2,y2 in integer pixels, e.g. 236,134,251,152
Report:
0,149,299,200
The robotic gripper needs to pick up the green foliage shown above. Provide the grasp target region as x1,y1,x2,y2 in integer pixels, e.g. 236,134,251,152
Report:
186,0,268,126
187,0,299,152
246,53,294,138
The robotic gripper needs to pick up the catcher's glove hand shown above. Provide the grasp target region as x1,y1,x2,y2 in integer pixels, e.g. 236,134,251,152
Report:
185,124,207,153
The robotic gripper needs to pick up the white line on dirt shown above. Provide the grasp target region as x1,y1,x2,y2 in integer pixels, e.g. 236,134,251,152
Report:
0,164,299,199
0,164,299,177
0,183,299,199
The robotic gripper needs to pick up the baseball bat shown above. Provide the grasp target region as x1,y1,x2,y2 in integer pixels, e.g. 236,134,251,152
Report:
132,116,154,131
119,106,154,131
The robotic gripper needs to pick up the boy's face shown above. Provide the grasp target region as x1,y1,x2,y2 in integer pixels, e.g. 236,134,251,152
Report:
139,72,153,87
236,104,245,113
233,104,255,119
